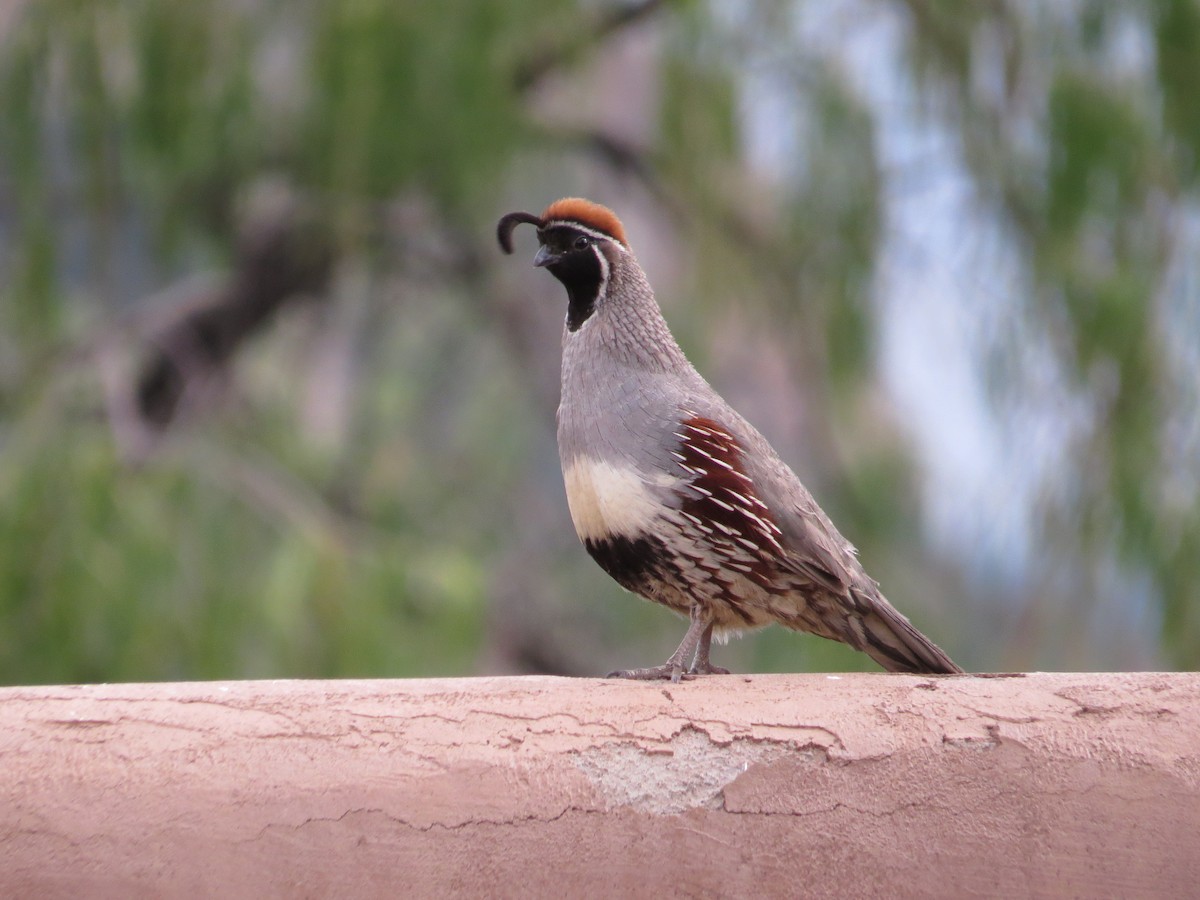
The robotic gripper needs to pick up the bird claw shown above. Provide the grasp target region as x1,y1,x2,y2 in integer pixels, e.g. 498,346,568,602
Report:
606,664,692,683
606,661,729,681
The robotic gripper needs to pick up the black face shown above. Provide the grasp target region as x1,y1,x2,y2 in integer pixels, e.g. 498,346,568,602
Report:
536,225,606,331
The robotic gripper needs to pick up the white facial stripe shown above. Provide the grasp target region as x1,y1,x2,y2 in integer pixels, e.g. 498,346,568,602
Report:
562,457,678,541
593,244,609,300
542,220,627,249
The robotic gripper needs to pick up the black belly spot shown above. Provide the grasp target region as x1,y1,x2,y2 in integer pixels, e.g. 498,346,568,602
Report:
583,534,676,595
583,534,760,626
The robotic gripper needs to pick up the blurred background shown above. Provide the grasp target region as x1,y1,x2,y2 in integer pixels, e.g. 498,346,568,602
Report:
1,0,1197,685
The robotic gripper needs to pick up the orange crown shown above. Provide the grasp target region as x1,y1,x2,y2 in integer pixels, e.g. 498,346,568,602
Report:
540,198,629,248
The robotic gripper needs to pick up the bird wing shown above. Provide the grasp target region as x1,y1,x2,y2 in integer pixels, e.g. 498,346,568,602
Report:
671,408,853,594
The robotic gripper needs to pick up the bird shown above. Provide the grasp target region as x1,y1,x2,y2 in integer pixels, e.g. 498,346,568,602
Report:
497,197,963,681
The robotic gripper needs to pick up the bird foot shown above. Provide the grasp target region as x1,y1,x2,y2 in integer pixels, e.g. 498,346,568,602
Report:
606,661,730,682
606,612,728,683
606,663,691,683
688,662,730,676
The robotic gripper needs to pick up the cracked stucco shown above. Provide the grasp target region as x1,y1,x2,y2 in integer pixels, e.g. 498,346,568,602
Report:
2,672,1199,896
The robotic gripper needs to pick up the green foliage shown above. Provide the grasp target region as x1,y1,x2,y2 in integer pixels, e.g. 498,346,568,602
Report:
906,0,1200,666
0,11,57,344
126,2,258,239
0,394,488,684
302,0,547,220
791,74,881,393
0,2,537,683
659,50,740,176
1154,0,1200,182
1045,73,1151,240
0,0,1196,683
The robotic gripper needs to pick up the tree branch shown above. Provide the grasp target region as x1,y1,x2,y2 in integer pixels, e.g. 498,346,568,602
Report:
515,0,670,92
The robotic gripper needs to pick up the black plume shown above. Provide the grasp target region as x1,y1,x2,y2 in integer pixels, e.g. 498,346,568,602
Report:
497,211,544,254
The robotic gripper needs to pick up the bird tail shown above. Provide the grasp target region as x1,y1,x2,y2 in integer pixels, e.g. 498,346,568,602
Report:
853,590,963,675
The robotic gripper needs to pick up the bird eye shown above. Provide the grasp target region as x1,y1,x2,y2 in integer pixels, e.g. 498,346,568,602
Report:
573,235,591,250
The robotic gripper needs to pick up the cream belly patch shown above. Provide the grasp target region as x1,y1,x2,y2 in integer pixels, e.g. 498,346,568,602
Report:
562,457,678,542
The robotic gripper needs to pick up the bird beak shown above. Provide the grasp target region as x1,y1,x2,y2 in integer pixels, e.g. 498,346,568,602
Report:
533,244,558,268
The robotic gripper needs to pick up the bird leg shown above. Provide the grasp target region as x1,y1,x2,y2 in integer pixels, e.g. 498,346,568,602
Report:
607,606,715,683
688,622,731,676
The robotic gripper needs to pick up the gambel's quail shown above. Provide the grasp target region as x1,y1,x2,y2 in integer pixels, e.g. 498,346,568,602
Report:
498,198,963,681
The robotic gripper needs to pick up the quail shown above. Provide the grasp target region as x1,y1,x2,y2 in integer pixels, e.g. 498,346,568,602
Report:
498,198,963,681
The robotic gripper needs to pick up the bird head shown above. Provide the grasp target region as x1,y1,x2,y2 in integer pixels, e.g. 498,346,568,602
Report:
497,198,631,331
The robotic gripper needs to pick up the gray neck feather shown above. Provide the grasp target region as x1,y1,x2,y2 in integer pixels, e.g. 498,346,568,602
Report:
564,250,690,376
558,250,706,467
